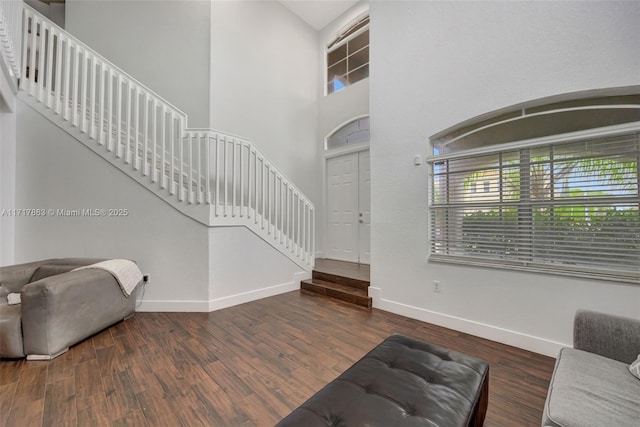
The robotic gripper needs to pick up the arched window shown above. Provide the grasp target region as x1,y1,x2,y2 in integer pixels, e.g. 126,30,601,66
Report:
327,15,369,94
326,116,370,150
428,92,640,283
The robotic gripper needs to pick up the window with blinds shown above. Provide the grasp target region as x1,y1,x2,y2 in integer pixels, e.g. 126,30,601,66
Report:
429,96,640,283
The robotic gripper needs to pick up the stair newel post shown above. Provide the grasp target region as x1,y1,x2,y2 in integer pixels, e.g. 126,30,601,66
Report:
302,202,307,260
310,206,315,264
134,86,140,170
290,191,295,252
45,23,53,108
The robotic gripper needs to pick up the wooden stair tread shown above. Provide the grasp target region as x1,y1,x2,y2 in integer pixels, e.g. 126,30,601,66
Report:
312,271,369,290
301,279,368,296
301,278,371,309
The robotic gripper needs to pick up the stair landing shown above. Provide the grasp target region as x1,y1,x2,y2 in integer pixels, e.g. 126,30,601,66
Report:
301,259,371,308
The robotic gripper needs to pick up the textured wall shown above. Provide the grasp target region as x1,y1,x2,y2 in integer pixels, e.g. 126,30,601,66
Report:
370,0,640,355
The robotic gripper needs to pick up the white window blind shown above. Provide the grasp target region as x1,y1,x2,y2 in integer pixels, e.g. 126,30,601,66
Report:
429,128,640,283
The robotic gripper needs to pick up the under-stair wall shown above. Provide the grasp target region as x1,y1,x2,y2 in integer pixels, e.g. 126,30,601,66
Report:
15,89,307,311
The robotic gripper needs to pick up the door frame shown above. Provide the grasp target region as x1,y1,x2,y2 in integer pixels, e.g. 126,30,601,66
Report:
322,115,370,263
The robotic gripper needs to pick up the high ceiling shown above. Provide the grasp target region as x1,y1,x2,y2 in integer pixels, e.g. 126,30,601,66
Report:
279,0,359,31
34,0,358,32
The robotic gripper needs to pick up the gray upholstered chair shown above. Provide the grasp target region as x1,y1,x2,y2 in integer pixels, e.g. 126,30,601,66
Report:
0,258,138,360
542,309,640,427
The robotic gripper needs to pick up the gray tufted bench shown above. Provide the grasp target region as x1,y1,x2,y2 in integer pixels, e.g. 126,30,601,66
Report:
276,334,489,427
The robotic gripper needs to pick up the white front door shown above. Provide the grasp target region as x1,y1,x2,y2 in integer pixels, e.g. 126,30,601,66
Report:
358,151,371,264
326,151,371,264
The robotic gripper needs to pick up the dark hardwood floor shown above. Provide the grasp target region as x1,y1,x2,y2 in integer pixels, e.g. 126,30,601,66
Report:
0,291,555,426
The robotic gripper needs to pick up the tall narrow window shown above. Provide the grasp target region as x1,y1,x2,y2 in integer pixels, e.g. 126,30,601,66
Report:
327,16,369,94
428,94,640,283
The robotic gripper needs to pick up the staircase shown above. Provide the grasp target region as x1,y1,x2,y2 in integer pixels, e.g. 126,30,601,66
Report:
3,3,314,271
301,259,371,308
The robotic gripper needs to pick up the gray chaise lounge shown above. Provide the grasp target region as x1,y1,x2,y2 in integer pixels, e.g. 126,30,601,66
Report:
0,258,139,360
543,309,640,427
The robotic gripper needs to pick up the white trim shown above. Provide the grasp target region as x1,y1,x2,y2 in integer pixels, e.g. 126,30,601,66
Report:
442,105,640,149
136,271,310,313
429,86,640,141
326,11,370,50
208,272,308,311
371,291,565,357
324,141,370,159
324,114,370,152
427,121,640,162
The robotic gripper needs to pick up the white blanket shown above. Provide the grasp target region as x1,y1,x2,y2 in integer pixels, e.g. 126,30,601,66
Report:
73,259,142,296
7,293,21,305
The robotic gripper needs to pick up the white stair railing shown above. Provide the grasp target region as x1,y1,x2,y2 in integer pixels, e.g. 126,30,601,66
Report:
0,0,23,88
13,4,314,269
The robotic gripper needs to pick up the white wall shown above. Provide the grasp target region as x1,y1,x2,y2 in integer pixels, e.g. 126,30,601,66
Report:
208,226,307,310
370,1,640,356
65,0,210,128
15,101,211,308
316,1,370,255
25,0,65,27
0,65,16,266
209,0,320,213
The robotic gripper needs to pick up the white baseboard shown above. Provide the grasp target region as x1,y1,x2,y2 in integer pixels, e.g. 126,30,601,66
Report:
369,287,565,358
137,271,310,313
208,280,297,311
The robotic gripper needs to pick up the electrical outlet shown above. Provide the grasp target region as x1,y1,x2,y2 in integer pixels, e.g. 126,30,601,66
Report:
143,274,150,284
433,280,441,293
